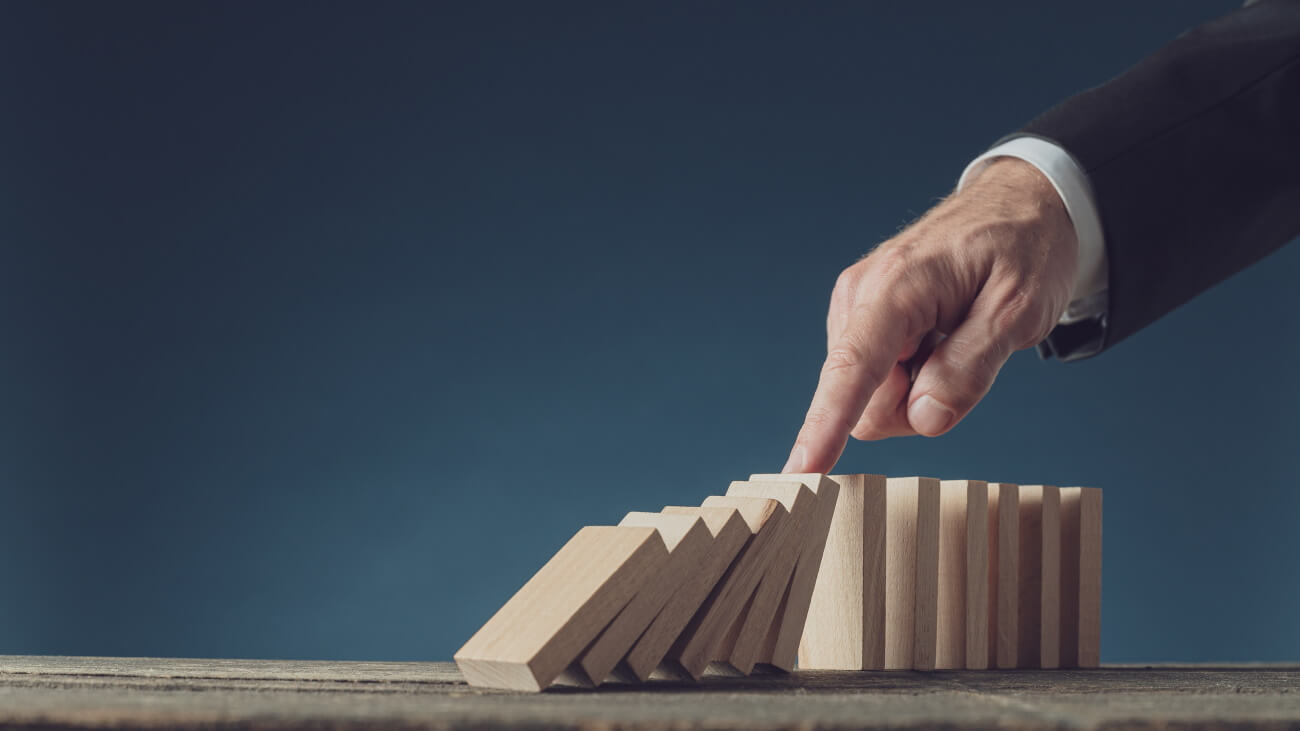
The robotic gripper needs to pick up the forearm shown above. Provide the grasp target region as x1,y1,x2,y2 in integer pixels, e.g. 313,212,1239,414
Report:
1019,0,1300,353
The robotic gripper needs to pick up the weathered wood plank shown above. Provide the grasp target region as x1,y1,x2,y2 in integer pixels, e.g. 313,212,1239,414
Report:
3,656,1300,730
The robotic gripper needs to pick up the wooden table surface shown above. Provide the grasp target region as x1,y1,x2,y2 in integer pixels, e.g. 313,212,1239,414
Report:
2,655,1298,730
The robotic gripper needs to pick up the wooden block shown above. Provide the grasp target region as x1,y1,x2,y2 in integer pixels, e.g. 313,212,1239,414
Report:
1014,485,1060,669
1040,486,1061,669
1079,487,1102,668
911,477,941,670
1060,487,1102,668
716,480,817,675
972,478,987,665
576,512,713,685
619,506,751,682
454,526,670,691
799,474,887,670
745,473,840,671
936,480,989,670
883,477,939,670
664,495,787,680
994,483,1019,669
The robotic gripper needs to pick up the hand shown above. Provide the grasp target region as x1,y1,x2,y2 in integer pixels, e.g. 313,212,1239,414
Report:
783,157,1079,474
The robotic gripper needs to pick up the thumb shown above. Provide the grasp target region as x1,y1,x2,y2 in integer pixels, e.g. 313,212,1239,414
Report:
905,309,1017,437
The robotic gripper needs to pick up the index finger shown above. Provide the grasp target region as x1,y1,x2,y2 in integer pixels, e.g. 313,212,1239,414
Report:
783,295,917,473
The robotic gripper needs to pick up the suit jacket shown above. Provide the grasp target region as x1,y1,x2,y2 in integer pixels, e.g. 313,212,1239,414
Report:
1020,0,1300,360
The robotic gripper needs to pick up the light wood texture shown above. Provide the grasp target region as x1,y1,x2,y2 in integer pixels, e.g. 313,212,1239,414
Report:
799,474,887,670
911,478,941,670
666,496,786,680
620,506,751,682
1059,486,1103,668
1079,487,1103,668
883,477,939,670
935,481,968,670
1015,485,1060,669
995,483,1019,669
718,481,817,674
454,525,669,691
1040,487,1061,669
746,473,840,671
935,480,990,670
576,513,713,685
983,482,999,670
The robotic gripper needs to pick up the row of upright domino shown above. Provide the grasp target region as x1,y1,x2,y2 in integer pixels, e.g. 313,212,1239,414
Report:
800,476,1101,671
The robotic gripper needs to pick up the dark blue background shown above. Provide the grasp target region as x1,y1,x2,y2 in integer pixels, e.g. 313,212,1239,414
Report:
2,1,1296,663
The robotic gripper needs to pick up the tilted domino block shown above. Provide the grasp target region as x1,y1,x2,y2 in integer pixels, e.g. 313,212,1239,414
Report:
454,525,669,691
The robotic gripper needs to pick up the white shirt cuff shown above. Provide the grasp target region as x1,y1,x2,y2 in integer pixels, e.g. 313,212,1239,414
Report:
957,136,1108,324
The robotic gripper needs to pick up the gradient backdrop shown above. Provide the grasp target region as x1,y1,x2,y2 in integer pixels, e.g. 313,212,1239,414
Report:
3,1,1297,663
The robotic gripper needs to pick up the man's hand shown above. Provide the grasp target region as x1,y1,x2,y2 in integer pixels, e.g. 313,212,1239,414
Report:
783,158,1079,474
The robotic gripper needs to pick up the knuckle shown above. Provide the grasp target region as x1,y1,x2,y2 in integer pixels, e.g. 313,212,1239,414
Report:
822,346,865,375
991,288,1052,347
800,406,844,434
864,245,914,286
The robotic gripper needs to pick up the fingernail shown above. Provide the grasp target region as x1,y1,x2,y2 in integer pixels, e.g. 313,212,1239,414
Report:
782,445,805,474
908,395,955,436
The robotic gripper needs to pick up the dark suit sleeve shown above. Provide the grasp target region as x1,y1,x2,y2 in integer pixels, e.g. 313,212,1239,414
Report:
1020,0,1300,360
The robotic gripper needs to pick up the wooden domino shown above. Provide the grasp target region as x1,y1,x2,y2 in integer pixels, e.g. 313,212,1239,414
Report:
995,482,1020,669
882,477,939,669
799,474,887,670
1016,485,1060,669
936,479,990,670
1060,487,1102,668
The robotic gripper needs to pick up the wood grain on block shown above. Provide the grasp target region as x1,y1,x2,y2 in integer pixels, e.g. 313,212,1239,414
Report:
911,478,941,670
1079,488,1103,668
746,473,840,671
1015,485,1059,669
935,480,989,670
1059,488,1081,669
1060,487,1103,668
800,474,887,670
1039,486,1061,669
995,483,1019,669
883,477,937,669
454,526,669,691
576,513,713,685
619,506,751,682
934,481,967,670
983,482,999,670
665,496,786,680
717,480,816,675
